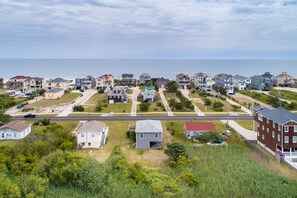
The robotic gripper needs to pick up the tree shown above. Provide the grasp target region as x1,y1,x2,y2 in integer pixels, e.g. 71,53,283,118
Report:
97,88,104,94
0,174,21,198
73,105,84,112
167,81,178,93
212,101,224,112
140,102,150,112
40,118,51,126
0,113,11,126
218,87,227,95
204,98,212,106
195,131,224,143
164,142,188,162
19,175,49,198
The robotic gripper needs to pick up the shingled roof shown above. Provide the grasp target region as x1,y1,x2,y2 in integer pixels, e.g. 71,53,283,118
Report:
135,120,163,133
255,107,297,125
0,121,31,132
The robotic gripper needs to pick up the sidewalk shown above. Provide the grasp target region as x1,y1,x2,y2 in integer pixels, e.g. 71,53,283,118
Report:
159,88,174,116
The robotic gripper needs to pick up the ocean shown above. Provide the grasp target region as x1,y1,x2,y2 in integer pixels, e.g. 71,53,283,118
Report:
0,59,296,79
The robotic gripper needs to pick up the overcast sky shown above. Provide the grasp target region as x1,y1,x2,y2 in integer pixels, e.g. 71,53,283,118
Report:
0,0,297,58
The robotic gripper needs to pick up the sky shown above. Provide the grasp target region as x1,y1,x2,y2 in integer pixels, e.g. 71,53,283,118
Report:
0,0,297,58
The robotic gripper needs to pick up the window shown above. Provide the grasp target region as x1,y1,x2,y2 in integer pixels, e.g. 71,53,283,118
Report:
258,115,263,121
278,125,281,131
262,135,264,140
278,134,280,142
140,133,144,138
267,119,269,124
14,133,16,138
272,131,275,138
81,134,84,138
285,126,289,132
267,128,269,133
258,123,260,128
1,133,4,138
262,126,264,131
88,143,91,146
273,122,275,128
155,133,158,138
293,136,297,143
285,136,289,143
91,134,95,138
294,126,297,132
257,132,259,137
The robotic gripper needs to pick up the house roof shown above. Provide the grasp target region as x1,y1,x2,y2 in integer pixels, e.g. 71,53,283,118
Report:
0,120,31,132
255,107,297,125
10,75,31,80
77,121,106,134
46,88,64,93
276,72,293,79
47,78,68,83
194,72,208,78
185,122,215,132
156,77,170,83
135,120,163,133
140,73,150,78
176,73,189,79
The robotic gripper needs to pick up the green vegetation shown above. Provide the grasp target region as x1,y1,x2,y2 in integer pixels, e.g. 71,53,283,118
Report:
0,95,29,111
0,113,11,126
229,96,254,110
139,102,150,112
239,90,297,110
236,120,257,131
137,93,165,112
28,93,81,110
270,89,297,105
73,105,85,112
194,131,224,143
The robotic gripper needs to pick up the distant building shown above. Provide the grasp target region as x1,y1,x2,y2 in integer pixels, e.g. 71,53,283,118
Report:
155,77,170,88
176,73,190,89
77,121,109,149
253,107,297,156
107,86,128,104
250,72,276,91
0,121,32,140
233,75,251,90
23,77,46,94
0,77,3,89
184,122,216,139
75,75,96,90
276,72,295,87
44,88,65,99
135,120,163,149
214,73,234,94
6,76,31,90
96,74,114,90
139,73,151,86
121,74,135,86
141,87,156,102
193,72,212,92
46,78,70,91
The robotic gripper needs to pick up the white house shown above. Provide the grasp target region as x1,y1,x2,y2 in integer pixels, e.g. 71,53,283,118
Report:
77,121,109,149
135,120,163,149
142,87,156,102
0,121,32,140
233,75,251,91
193,72,212,92
44,88,65,99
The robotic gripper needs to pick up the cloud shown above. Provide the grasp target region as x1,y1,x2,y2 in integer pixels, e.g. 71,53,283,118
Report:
0,0,296,58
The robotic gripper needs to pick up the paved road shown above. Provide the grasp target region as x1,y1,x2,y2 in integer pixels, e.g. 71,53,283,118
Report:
5,96,44,115
159,88,174,116
57,90,97,117
130,87,140,116
180,88,205,116
12,115,253,121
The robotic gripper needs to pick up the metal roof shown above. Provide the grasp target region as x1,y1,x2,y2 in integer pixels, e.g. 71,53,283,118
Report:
135,120,163,133
256,107,297,125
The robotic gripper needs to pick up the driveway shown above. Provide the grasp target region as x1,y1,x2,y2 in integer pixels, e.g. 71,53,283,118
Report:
234,92,273,109
57,90,97,117
130,87,140,116
159,88,174,116
274,87,297,93
180,89,205,116
5,96,44,115
221,120,257,141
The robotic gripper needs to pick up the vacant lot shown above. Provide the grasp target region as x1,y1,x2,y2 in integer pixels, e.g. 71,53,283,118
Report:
235,120,257,131
270,89,297,104
28,93,81,110
0,94,28,110
163,91,195,112
229,96,255,110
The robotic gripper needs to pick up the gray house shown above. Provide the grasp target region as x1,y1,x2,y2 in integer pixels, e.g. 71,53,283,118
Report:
108,86,128,104
139,73,151,85
155,77,170,88
75,75,96,90
250,72,276,91
214,73,234,95
135,120,163,149
121,74,135,86
176,73,190,89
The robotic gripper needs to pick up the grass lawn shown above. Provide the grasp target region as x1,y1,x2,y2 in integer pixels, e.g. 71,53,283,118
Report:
137,92,166,113
28,93,81,110
84,92,132,113
270,89,297,104
235,120,257,131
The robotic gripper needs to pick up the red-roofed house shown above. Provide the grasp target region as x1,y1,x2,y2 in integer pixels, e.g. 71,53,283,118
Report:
184,122,216,138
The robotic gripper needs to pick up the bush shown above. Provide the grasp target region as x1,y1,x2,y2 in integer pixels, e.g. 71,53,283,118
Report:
164,142,188,162
40,119,51,126
231,105,241,112
95,105,102,112
126,131,136,142
156,102,162,107
204,98,212,106
73,105,84,112
140,102,150,112
212,101,224,112
167,81,178,93
0,113,11,127
33,121,40,126
195,131,224,143
97,88,104,94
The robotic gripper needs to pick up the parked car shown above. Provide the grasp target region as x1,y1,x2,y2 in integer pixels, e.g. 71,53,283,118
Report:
24,114,36,118
17,102,29,109
222,130,232,136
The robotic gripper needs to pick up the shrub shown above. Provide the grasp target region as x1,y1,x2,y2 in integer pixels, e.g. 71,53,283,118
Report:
156,102,162,107
164,142,188,162
212,101,224,112
204,98,212,106
195,131,224,143
33,121,40,126
40,119,51,126
140,102,150,112
95,105,102,112
73,105,84,112
97,88,104,94
231,105,241,112
167,81,178,93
